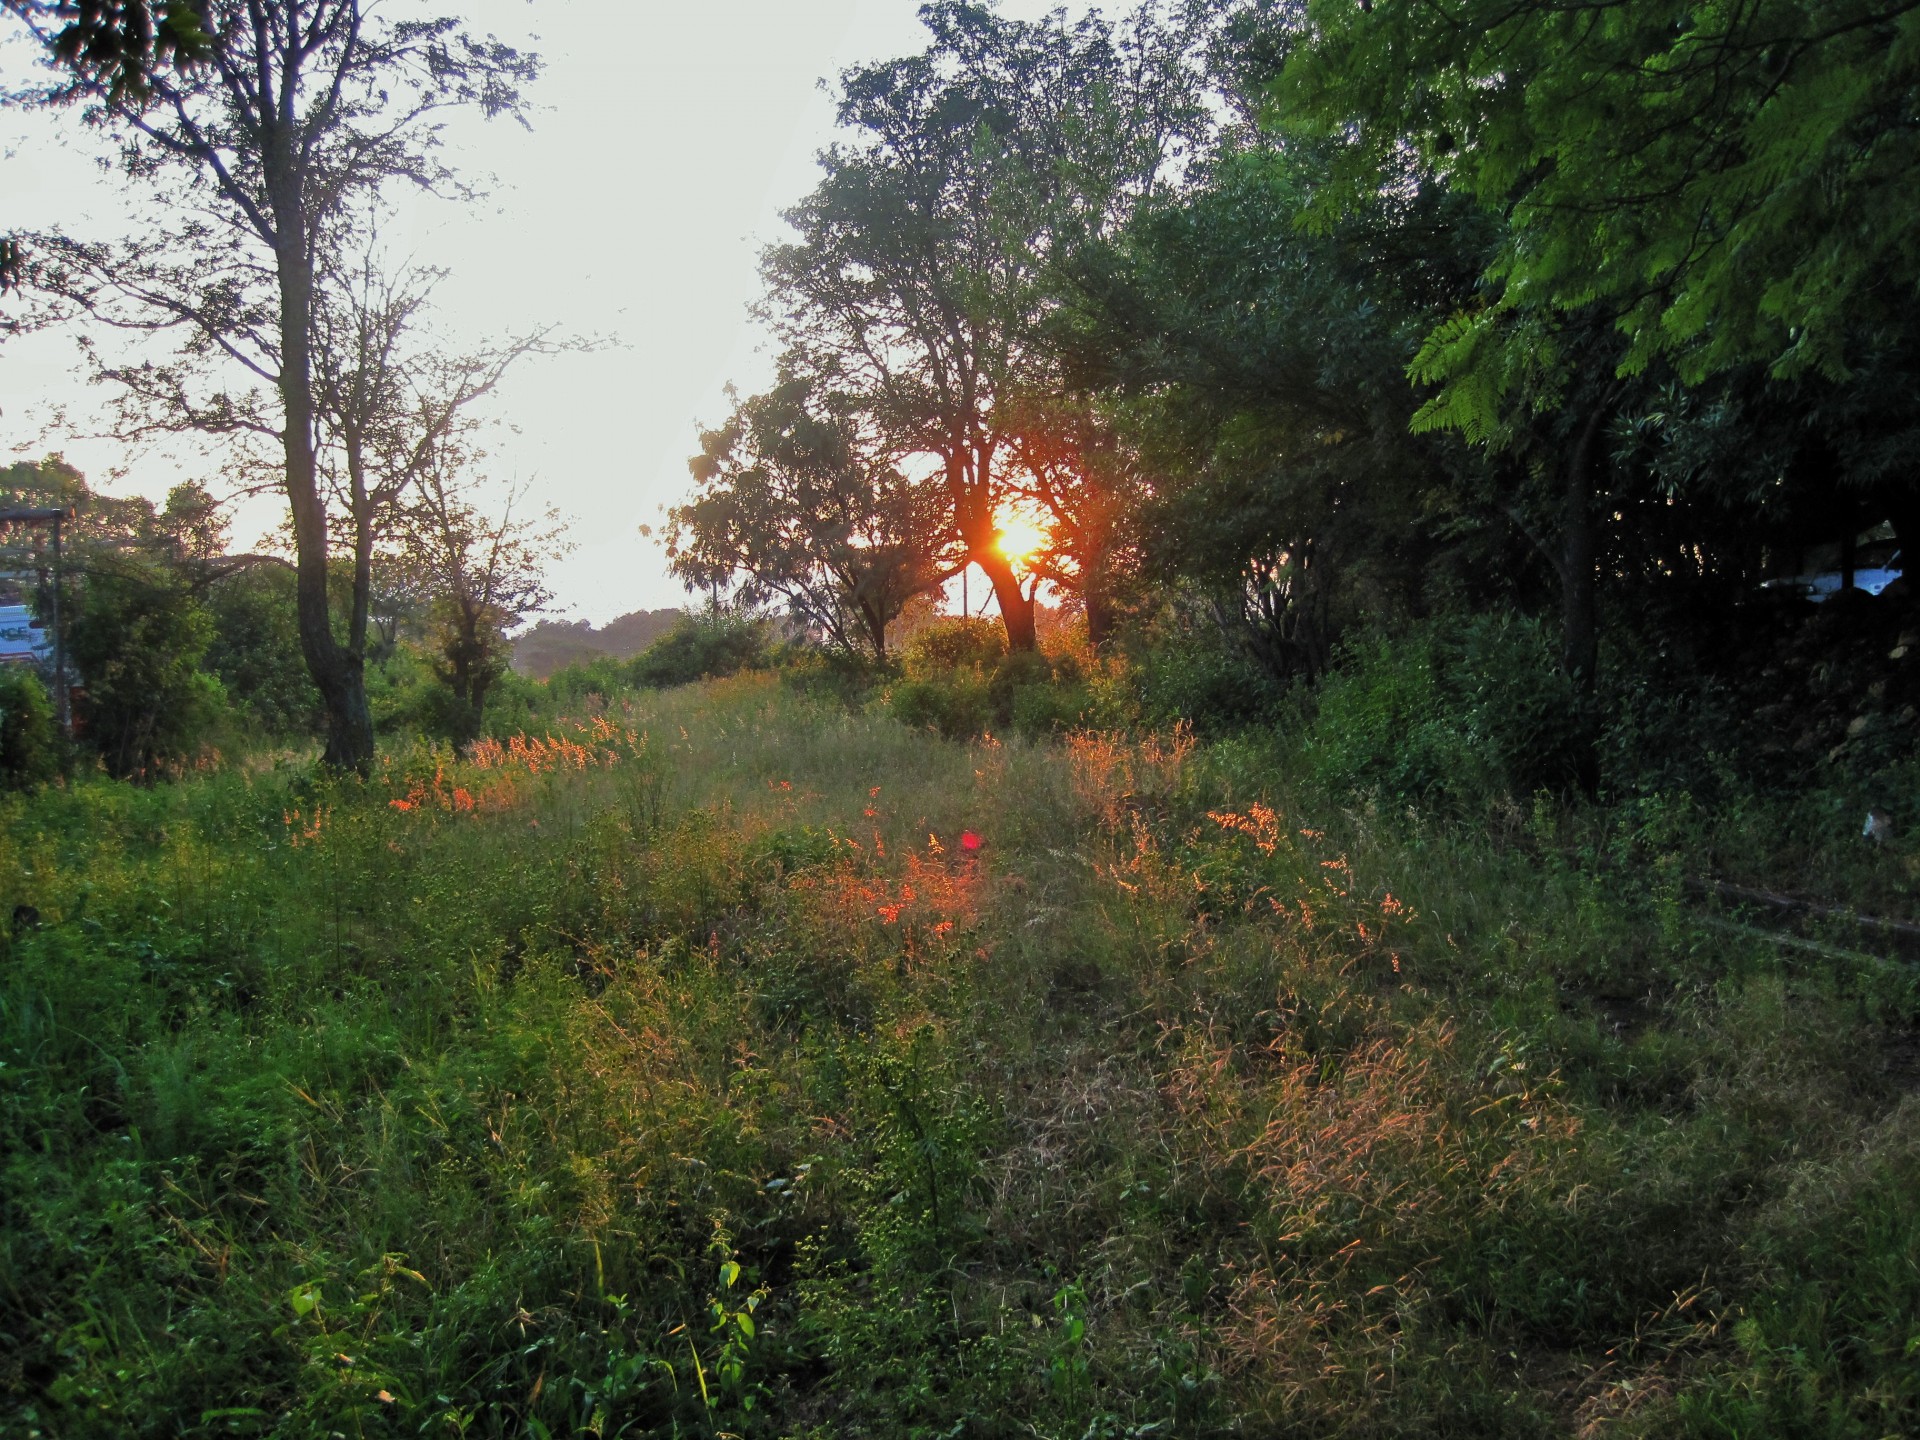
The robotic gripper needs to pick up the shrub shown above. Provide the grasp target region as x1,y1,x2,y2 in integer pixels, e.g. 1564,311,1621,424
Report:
780,647,890,707
67,556,228,779
474,666,542,740
544,655,634,711
888,670,992,739
988,649,1052,728
629,608,771,688
0,667,59,789
1131,631,1285,733
1301,612,1582,806
203,564,322,739
902,616,1005,677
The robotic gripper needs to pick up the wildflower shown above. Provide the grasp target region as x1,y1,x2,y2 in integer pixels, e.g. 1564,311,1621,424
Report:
960,830,982,853
390,798,413,812
451,787,474,812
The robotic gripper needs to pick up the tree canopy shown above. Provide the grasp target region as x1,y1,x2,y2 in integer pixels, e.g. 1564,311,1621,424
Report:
1277,0,1920,431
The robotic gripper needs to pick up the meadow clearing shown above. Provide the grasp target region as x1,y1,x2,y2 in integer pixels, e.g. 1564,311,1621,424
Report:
3,675,1916,1438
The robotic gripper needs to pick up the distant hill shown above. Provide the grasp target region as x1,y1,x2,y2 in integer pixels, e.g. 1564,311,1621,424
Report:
513,608,685,680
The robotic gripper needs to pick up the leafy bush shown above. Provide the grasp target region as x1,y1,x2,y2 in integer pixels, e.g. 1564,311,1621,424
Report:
889,633,1139,740
1301,612,1582,805
0,667,59,789
888,669,992,738
628,608,771,688
68,557,228,778
473,666,542,740
902,616,1005,677
780,646,889,707
1131,629,1286,733
987,649,1052,727
202,564,322,739
544,654,634,711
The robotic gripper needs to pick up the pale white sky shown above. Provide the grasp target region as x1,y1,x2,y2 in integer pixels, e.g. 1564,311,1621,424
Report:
0,0,1086,623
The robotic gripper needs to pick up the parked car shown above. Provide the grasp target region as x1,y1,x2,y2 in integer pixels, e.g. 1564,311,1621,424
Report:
1759,544,1902,602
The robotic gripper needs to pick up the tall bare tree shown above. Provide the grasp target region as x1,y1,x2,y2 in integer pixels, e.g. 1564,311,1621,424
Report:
401,468,564,743
310,250,563,702
14,0,537,769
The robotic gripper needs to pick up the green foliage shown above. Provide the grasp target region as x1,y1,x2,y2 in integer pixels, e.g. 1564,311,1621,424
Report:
890,627,1134,739
1280,0,1920,408
777,645,891,709
1300,613,1583,806
1007,660,1131,738
901,616,1007,678
1675,1115,1920,1437
0,667,59,790
1,678,1917,1433
888,668,993,739
627,607,772,689
542,654,635,712
1130,609,1288,734
203,564,322,739
673,371,955,658
760,1,1203,652
67,555,226,778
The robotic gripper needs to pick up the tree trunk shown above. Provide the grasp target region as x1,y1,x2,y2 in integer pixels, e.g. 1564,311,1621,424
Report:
469,666,492,739
1083,584,1116,650
947,441,1037,652
269,122,373,772
975,548,1037,651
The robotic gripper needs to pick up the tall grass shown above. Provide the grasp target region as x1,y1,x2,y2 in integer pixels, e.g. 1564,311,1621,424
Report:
1,675,1914,1437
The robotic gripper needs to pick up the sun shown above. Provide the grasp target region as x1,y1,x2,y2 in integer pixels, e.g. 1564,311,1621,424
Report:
995,514,1050,567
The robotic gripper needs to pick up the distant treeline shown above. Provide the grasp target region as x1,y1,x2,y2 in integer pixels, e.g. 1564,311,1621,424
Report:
513,609,686,680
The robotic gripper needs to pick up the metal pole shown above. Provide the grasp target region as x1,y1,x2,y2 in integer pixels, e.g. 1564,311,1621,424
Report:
0,506,72,735
49,512,68,737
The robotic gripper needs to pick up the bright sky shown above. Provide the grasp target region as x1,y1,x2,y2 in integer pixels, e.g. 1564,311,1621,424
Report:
0,0,1083,624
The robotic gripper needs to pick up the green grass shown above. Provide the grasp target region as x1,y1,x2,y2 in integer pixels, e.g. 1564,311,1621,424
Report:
2,675,1916,1437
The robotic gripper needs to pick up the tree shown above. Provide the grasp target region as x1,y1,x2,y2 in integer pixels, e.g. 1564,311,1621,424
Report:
670,371,958,660
66,551,224,778
763,1,1203,651
1056,139,1491,684
1,1,218,291
1278,0,1920,405
0,666,58,789
202,561,323,736
1000,391,1143,649
15,0,538,770
308,250,564,708
4,2,214,100
400,471,564,744
1261,2,1920,765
